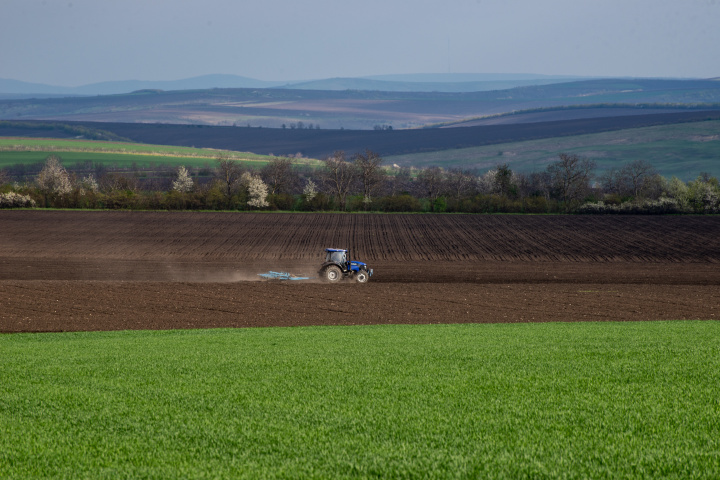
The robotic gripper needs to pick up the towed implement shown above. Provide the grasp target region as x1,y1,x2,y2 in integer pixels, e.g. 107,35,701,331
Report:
257,271,313,281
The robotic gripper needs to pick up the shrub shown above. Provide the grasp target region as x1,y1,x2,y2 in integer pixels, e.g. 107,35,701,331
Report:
378,194,421,212
522,196,551,214
0,192,36,208
268,193,296,211
577,198,688,214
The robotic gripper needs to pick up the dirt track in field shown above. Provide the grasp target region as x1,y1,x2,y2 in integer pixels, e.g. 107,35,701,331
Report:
1,211,719,332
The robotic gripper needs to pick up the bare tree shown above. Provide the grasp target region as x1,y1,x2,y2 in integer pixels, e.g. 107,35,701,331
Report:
621,160,658,199
261,157,296,195
215,154,242,199
320,151,357,210
526,171,553,200
599,167,624,196
547,153,596,211
99,172,139,192
352,149,384,209
0,169,9,186
417,166,446,211
384,167,413,196
445,168,476,202
601,160,659,199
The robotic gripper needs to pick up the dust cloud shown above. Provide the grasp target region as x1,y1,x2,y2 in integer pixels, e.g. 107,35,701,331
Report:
160,262,321,283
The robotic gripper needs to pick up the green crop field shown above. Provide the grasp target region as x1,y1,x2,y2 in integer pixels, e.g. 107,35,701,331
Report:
388,120,720,180
0,137,320,169
2,321,718,478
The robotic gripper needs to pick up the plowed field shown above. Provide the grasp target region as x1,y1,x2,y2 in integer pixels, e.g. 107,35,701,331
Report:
1,211,718,332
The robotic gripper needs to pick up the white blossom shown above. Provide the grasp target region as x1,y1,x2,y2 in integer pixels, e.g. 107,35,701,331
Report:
80,174,99,193
241,172,269,208
0,192,36,208
477,169,497,194
172,166,194,193
303,178,318,202
36,155,72,195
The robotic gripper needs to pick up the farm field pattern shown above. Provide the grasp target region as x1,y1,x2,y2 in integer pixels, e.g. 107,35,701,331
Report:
1,211,719,333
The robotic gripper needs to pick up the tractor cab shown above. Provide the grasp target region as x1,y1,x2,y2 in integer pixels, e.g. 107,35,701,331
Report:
325,249,347,266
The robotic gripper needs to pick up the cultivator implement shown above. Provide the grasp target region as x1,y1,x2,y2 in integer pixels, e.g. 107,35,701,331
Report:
257,271,313,281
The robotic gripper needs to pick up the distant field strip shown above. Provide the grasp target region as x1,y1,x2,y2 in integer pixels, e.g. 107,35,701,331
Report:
1,322,718,478
0,137,240,156
0,137,319,168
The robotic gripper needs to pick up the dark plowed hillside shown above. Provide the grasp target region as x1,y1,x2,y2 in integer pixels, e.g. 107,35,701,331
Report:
1,211,718,263
3,111,720,158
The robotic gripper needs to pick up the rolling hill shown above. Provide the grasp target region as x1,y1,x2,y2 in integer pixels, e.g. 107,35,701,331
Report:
2,79,719,130
2,109,719,179
0,73,587,98
388,119,720,179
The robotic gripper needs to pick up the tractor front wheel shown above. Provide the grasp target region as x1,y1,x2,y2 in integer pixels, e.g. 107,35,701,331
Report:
355,270,369,283
324,265,342,283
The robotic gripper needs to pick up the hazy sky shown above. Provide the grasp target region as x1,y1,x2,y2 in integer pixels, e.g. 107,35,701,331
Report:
2,0,720,86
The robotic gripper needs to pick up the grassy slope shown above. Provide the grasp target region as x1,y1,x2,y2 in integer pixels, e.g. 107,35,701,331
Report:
0,137,320,169
387,120,720,179
1,321,718,478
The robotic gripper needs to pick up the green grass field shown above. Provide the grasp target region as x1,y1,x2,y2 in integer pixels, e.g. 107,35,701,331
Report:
2,321,718,478
387,120,720,180
0,137,321,169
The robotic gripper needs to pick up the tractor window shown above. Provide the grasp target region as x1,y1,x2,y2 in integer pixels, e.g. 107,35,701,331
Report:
327,251,346,264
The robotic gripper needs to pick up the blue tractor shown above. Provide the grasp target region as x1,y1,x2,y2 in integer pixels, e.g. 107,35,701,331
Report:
319,248,373,283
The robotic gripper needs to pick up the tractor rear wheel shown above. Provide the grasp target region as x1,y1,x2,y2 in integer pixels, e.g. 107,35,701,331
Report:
355,270,369,283
324,265,342,283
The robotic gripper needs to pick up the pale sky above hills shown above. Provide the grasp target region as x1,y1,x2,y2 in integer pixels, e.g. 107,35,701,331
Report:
2,0,719,86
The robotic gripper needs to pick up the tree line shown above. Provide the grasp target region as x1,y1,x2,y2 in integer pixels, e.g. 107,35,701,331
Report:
1,151,718,214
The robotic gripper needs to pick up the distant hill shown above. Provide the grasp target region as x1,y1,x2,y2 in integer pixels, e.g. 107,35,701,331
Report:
0,72,598,97
279,76,587,92
0,74,286,97
2,78,720,130
364,73,587,82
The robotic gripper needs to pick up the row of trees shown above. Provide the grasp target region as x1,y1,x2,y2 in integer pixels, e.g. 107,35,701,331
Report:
1,151,719,214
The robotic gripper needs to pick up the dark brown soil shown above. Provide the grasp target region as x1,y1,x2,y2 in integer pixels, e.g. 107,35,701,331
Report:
1,211,718,333
2,282,717,333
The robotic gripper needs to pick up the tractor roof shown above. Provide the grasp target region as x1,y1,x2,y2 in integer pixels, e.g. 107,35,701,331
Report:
325,248,347,252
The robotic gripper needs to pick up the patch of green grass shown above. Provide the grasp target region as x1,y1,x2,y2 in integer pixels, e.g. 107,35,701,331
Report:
388,120,720,180
0,150,270,169
1,321,719,478
0,137,321,169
